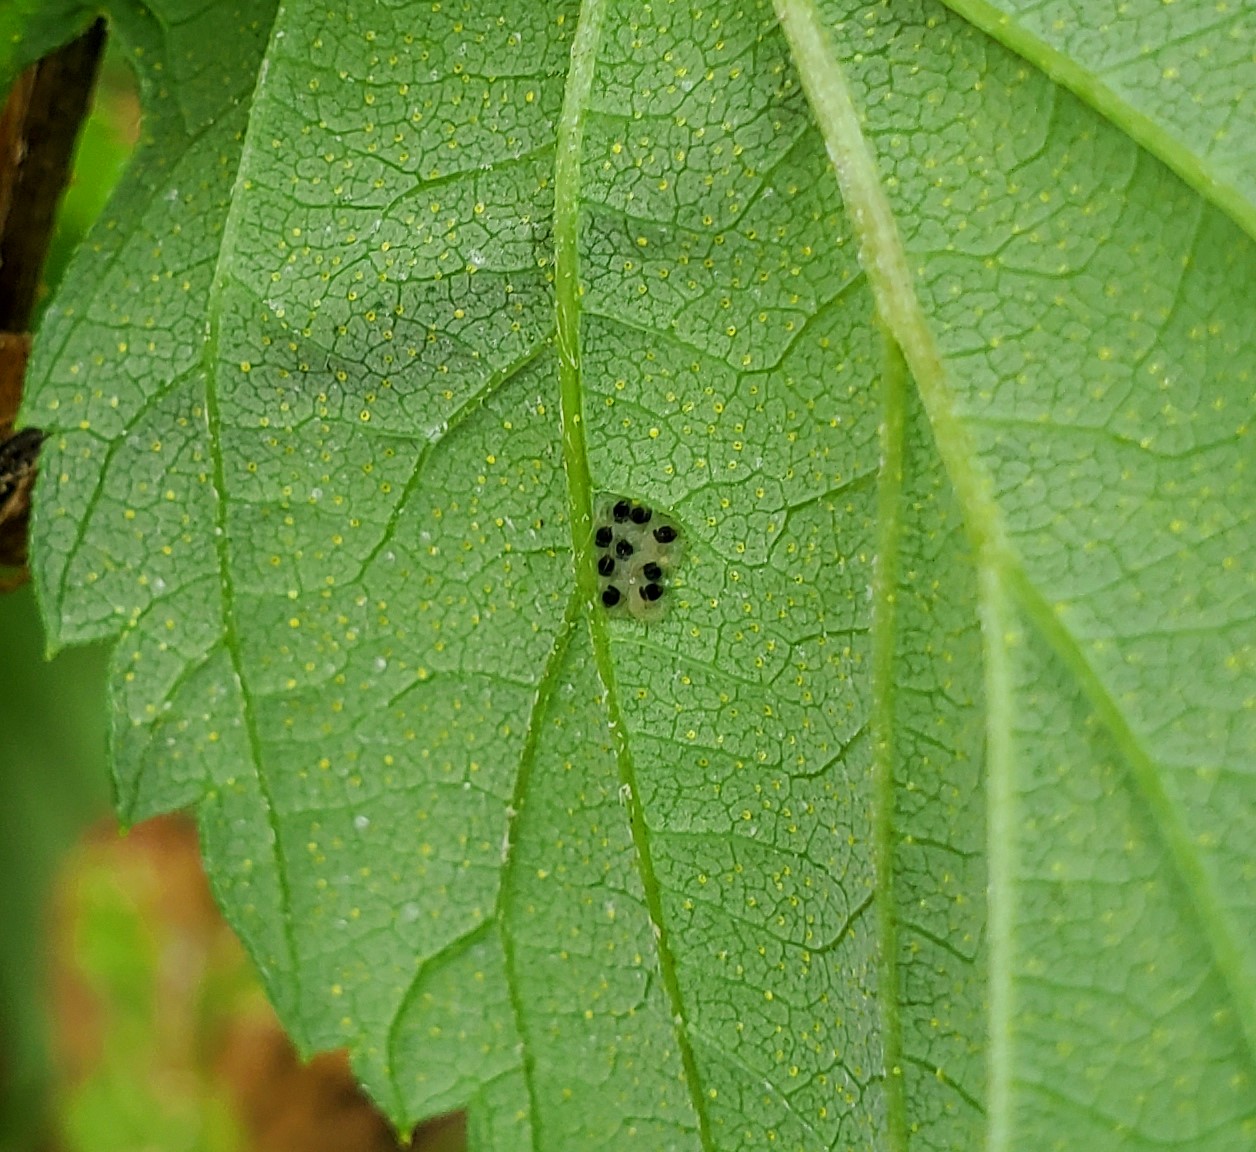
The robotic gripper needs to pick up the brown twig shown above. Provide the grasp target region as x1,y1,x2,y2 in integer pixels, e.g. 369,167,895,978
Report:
0,17,107,331
0,18,106,586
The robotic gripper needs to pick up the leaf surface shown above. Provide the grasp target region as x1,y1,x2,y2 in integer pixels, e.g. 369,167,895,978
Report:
15,1,1256,1149
936,0,1256,240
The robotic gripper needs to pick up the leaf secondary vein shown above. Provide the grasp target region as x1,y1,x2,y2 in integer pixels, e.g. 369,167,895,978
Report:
198,0,300,1036
53,362,204,639
901,1053,985,1116
934,0,1256,246
204,254,303,1028
355,332,554,580
871,328,910,1150
382,918,498,1118
494,593,582,1152
554,1,714,1147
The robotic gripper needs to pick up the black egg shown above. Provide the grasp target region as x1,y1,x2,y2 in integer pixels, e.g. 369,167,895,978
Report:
594,525,613,547
602,586,622,607
615,538,634,558
642,561,662,581
653,525,677,543
629,505,651,524
640,582,663,602
597,554,616,576
612,499,631,522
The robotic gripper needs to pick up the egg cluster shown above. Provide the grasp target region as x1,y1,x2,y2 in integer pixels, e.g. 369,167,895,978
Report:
593,497,681,622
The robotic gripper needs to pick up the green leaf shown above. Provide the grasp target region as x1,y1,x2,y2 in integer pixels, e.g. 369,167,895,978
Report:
934,0,1256,242
18,1,1256,1150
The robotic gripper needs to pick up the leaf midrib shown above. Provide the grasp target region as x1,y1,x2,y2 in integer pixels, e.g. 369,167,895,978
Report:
552,0,716,1148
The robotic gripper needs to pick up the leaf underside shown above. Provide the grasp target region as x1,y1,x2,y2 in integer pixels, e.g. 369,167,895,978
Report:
11,0,1256,1149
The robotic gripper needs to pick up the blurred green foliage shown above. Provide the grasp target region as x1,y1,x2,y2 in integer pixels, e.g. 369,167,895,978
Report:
57,843,244,1152
0,585,109,1151
0,44,133,1152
